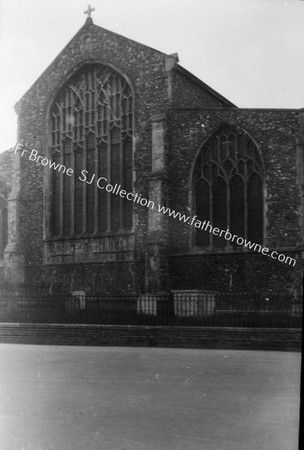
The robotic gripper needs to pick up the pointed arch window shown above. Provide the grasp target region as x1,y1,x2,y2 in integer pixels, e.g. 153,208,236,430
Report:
193,125,264,249
49,64,133,238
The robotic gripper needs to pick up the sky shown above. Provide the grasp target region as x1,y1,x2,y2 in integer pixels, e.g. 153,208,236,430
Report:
0,0,304,152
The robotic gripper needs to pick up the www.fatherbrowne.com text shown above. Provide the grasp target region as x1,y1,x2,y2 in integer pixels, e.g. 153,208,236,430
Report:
156,205,296,267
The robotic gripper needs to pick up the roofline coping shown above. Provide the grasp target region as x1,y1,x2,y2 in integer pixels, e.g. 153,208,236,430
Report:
174,64,237,108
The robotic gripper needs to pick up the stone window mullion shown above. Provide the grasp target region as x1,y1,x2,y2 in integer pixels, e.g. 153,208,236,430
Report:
93,69,99,234
106,82,112,232
59,103,64,237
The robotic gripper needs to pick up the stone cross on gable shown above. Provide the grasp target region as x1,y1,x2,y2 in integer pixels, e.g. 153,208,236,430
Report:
84,4,95,18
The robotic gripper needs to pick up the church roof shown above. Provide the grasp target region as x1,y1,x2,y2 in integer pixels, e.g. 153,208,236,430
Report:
15,17,235,110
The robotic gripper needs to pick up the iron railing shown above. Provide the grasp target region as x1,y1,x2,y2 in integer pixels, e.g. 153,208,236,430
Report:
0,289,302,328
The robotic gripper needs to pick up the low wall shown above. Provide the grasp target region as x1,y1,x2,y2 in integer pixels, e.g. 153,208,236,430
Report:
0,323,301,351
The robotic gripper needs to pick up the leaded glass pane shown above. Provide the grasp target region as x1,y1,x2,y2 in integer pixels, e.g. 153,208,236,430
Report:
230,175,245,245
247,173,263,244
212,177,227,248
195,179,210,247
51,154,61,237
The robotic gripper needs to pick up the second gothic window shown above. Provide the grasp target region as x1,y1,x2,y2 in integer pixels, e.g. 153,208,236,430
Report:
193,125,264,249
49,64,133,238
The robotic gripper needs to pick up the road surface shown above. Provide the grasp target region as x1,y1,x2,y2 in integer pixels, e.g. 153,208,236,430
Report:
0,345,301,450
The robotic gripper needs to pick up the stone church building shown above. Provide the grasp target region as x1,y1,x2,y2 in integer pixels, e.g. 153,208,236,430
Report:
0,15,303,300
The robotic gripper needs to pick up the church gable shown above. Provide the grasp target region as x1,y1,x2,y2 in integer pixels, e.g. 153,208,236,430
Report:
15,17,172,119
15,17,234,121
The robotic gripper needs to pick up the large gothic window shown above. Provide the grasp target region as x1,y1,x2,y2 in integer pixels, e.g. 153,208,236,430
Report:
49,64,133,238
193,125,264,249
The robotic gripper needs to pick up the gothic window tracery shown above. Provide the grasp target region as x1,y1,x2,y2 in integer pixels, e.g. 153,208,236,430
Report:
193,125,264,249
49,64,133,238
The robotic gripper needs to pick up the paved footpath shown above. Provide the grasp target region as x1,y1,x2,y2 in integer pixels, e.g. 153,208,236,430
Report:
0,345,301,450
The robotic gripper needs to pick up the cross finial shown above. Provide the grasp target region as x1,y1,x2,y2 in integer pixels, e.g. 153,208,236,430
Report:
84,4,95,18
